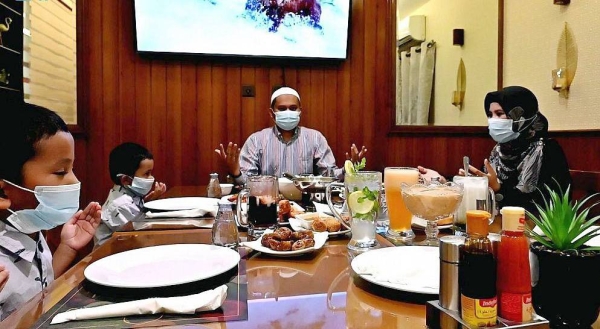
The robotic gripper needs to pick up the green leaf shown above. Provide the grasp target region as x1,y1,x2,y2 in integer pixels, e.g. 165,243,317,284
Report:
354,158,367,172
528,182,600,251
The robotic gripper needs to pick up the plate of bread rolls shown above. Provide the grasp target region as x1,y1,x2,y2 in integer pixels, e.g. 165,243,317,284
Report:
241,227,329,257
289,213,351,237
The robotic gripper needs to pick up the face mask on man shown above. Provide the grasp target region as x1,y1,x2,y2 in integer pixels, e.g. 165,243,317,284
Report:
488,114,537,143
2,180,80,234
273,110,301,131
122,175,155,196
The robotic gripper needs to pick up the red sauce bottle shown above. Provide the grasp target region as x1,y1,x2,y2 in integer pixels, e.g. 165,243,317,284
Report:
497,206,533,322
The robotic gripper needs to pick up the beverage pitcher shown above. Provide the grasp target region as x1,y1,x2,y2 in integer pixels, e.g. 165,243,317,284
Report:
452,175,495,235
236,175,279,240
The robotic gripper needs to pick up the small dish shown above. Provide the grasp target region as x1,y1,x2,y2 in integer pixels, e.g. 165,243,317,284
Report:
289,214,350,237
220,183,233,195
241,229,328,257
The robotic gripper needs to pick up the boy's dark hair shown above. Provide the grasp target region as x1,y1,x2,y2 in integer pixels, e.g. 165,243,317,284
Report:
0,103,69,184
109,142,153,185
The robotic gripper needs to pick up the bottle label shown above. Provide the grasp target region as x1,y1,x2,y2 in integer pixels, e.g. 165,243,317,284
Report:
461,294,497,327
499,292,532,322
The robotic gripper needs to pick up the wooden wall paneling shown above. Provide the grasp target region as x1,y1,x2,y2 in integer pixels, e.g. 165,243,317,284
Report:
102,0,120,166
180,62,199,185
254,66,270,137
165,62,183,186
118,0,137,143
240,66,256,141
310,68,325,136
362,0,376,163
336,61,351,166
149,61,167,181
323,68,338,159
349,0,365,167
133,59,151,151
373,0,395,172
297,68,312,127
222,65,242,179
85,0,105,203
198,64,215,184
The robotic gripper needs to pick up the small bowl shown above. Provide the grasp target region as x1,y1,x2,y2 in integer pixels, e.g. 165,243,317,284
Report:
278,177,302,201
220,183,233,195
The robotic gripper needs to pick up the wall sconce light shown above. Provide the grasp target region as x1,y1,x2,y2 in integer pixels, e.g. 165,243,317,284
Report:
553,22,577,98
554,0,570,5
453,29,464,46
452,58,466,108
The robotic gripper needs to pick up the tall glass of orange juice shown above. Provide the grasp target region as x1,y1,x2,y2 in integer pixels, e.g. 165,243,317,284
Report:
384,167,420,242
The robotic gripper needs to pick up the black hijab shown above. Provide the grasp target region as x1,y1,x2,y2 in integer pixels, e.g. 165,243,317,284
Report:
484,86,548,193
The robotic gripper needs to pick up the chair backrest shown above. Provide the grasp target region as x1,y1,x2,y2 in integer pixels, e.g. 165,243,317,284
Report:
569,170,600,220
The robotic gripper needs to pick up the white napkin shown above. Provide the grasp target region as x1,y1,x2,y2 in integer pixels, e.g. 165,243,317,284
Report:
133,219,214,230
50,285,227,324
145,207,217,219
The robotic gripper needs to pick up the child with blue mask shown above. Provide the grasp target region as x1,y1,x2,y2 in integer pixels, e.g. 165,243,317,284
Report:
0,103,102,320
94,142,167,246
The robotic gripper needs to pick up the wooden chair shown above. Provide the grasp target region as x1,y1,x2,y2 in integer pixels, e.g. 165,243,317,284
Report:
569,170,600,220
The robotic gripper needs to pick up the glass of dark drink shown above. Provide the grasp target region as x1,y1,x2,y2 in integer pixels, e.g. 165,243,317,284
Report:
236,175,279,240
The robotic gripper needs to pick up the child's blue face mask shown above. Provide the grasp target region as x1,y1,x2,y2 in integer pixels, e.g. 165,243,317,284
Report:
3,180,80,234
120,175,154,197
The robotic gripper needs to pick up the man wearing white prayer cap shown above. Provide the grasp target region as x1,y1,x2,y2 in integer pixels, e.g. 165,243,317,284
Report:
216,86,367,184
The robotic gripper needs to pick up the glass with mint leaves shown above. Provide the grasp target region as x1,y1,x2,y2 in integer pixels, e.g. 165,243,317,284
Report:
344,159,381,251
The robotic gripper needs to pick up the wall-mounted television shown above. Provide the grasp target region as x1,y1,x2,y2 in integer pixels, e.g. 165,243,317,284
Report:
133,0,351,60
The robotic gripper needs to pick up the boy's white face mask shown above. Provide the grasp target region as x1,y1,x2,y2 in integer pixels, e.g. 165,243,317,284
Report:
2,180,80,234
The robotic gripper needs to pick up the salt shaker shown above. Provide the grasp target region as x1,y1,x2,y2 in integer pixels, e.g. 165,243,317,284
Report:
439,235,466,312
207,173,222,198
212,202,239,249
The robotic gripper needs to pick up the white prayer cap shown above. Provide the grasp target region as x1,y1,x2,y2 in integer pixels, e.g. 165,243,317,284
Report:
271,87,300,104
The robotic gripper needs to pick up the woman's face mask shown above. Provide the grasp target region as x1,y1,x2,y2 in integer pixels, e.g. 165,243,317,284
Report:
488,114,538,143
2,180,80,234
488,118,520,143
273,110,301,131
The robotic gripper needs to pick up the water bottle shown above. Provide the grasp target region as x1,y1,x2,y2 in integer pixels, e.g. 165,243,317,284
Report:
212,202,239,249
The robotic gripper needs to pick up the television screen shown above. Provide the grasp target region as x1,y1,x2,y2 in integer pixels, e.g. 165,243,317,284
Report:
134,0,351,60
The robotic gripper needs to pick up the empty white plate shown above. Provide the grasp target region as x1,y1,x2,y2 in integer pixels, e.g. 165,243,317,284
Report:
84,244,240,288
144,197,219,212
351,246,439,295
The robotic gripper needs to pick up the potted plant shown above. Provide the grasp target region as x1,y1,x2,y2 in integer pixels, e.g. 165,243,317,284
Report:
527,184,600,328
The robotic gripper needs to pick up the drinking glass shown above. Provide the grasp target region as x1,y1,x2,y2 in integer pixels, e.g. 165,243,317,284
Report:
452,175,495,236
236,175,279,240
384,167,421,243
326,171,382,252
401,181,463,247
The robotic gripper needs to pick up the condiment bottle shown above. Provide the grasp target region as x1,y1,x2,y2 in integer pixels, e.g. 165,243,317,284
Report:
497,206,533,322
211,202,239,249
207,173,222,198
460,210,497,327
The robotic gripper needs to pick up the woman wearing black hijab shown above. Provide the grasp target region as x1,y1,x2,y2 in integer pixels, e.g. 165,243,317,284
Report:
463,86,571,215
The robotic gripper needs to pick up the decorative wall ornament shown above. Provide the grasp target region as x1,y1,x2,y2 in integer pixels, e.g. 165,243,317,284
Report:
452,58,466,108
553,22,577,98
0,17,12,46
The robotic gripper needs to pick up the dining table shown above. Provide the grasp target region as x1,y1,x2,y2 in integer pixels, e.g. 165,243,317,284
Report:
2,186,600,328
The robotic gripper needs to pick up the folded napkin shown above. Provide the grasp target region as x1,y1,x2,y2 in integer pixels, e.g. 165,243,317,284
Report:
133,219,214,231
51,285,227,324
145,207,217,219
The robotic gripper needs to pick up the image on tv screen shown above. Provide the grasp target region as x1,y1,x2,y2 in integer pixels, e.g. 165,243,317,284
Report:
134,0,350,60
